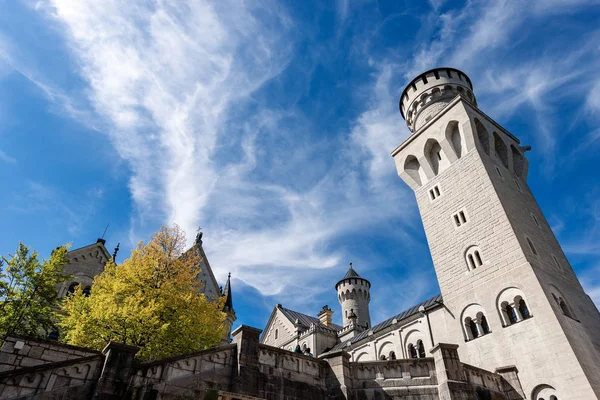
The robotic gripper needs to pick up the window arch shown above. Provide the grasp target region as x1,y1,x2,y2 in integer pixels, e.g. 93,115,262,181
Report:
493,132,509,168
445,121,463,159
408,343,418,358
475,119,490,155
82,286,91,297
404,155,424,188
550,286,576,320
389,351,396,360
461,304,491,341
465,246,483,271
424,139,444,176
67,282,79,295
532,384,558,400
417,340,426,358
511,145,526,178
497,287,532,327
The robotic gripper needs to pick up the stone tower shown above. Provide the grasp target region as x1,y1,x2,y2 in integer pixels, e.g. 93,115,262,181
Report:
391,67,600,400
336,264,371,330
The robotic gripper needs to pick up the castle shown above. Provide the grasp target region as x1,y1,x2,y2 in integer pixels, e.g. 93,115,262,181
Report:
260,68,600,399
56,231,236,343
0,67,598,400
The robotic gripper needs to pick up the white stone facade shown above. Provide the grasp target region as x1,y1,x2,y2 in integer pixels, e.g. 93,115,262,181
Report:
261,68,600,400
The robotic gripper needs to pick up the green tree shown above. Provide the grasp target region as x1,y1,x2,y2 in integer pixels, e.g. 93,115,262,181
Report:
0,243,70,337
59,225,227,360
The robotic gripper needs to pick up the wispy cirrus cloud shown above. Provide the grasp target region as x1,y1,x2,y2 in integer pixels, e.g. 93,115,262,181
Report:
2,0,599,321
0,149,16,164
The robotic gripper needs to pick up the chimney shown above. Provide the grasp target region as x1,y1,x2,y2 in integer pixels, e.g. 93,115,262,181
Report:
318,305,333,327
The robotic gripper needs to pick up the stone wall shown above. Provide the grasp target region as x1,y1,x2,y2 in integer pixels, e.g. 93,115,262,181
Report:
0,335,100,372
350,358,439,399
0,329,517,400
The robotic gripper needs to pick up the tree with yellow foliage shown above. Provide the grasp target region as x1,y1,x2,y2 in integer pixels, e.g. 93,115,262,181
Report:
59,225,226,360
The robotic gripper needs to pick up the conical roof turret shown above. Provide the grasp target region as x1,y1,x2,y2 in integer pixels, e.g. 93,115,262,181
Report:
336,263,371,290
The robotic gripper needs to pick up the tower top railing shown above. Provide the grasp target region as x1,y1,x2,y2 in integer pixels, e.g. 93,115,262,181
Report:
400,68,476,132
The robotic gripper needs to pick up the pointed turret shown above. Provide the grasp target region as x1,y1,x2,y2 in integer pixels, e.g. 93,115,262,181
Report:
223,272,233,312
221,272,237,344
336,263,371,330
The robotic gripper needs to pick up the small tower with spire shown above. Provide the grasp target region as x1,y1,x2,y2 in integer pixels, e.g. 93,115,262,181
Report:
221,272,236,344
336,263,371,330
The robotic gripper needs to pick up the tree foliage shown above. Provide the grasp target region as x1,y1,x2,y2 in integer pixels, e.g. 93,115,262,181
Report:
0,243,70,337
59,225,226,360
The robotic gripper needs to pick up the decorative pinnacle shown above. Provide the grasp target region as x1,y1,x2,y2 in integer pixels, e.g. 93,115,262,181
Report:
228,272,231,279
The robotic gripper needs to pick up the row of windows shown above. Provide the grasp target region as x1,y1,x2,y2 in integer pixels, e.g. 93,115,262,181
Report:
475,118,526,179
462,296,532,341
67,282,91,297
407,340,426,359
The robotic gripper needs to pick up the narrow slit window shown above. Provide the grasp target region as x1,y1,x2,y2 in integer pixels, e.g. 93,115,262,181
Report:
552,255,562,270
429,185,441,201
437,151,442,160
514,179,523,192
526,238,538,255
454,215,462,227
530,213,540,227
459,211,466,223
496,166,503,178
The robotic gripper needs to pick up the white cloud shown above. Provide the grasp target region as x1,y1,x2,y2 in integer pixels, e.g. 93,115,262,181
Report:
0,149,16,164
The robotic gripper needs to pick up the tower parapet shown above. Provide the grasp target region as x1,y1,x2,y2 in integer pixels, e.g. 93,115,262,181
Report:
400,67,476,132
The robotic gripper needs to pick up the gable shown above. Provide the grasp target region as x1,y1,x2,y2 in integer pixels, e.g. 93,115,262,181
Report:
261,308,297,347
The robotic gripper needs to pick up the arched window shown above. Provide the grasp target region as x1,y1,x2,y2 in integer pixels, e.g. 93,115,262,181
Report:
417,340,426,358
380,354,387,360
466,317,479,339
493,132,509,168
518,299,530,319
67,282,79,295
404,155,423,187
505,303,518,324
424,139,444,176
408,343,417,358
559,298,572,318
82,286,91,297
446,121,463,159
465,246,483,271
511,145,526,178
480,315,490,334
389,351,396,360
475,119,490,155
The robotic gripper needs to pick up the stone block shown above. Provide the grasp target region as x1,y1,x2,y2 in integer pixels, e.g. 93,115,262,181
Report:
41,349,67,362
0,353,16,364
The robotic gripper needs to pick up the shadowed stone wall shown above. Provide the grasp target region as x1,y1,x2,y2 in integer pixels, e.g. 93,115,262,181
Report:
0,331,518,400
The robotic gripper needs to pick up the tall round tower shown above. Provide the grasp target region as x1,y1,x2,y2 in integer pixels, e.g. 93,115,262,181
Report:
399,67,476,133
336,263,371,329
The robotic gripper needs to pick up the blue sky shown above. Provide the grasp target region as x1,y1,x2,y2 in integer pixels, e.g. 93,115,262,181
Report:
1,0,600,330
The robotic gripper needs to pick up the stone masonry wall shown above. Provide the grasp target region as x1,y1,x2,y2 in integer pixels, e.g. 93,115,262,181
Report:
0,327,515,400
0,334,100,372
